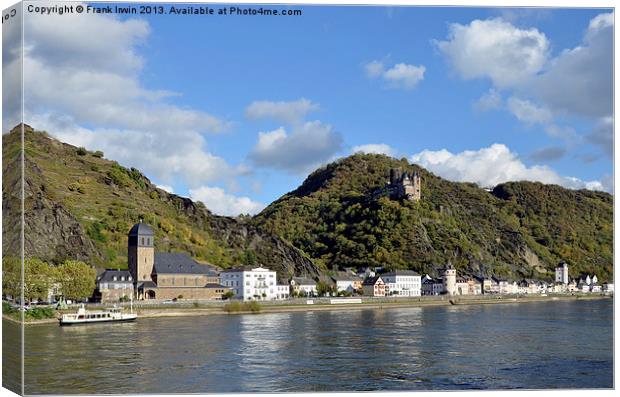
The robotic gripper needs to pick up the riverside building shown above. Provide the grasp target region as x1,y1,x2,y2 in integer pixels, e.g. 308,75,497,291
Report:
221,266,280,301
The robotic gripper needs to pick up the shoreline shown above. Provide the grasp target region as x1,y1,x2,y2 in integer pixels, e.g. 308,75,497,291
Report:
3,294,612,326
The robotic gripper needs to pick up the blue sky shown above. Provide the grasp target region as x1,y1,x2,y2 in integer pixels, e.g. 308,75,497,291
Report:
3,3,613,215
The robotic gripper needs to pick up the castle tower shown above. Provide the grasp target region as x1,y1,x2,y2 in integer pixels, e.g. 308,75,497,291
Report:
442,263,457,295
411,172,421,201
128,220,155,283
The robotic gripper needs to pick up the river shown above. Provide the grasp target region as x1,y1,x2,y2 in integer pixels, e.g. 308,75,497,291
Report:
3,298,613,393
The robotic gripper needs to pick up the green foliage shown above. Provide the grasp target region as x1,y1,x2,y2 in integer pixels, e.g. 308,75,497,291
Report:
107,164,132,188
55,260,97,301
223,301,262,313
316,281,335,296
223,291,235,300
87,221,108,243
76,147,87,156
241,249,258,266
25,307,55,320
93,150,104,158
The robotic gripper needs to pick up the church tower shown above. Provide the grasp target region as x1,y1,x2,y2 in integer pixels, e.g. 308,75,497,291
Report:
128,220,155,283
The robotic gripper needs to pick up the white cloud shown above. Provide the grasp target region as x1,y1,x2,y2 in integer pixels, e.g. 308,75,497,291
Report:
473,88,502,112
156,185,174,194
245,98,319,124
506,97,553,125
4,3,243,193
434,18,549,88
364,60,385,78
189,186,264,217
530,12,613,118
249,121,343,174
383,63,426,89
411,143,608,192
364,60,426,90
351,144,396,157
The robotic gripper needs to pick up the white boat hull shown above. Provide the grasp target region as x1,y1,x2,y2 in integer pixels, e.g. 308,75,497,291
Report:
59,314,137,326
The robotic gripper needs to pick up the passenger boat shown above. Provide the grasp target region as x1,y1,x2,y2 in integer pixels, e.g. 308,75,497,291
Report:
59,303,137,326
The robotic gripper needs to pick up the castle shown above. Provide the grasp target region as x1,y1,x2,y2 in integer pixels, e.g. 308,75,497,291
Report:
386,168,421,201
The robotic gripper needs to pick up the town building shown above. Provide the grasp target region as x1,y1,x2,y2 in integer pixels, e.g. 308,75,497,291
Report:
480,277,500,294
362,276,386,297
443,264,457,295
331,275,363,294
290,277,318,296
128,221,230,300
95,270,134,302
276,284,290,300
421,277,444,295
221,266,280,301
555,262,569,285
381,270,421,297
455,277,482,295
602,283,614,293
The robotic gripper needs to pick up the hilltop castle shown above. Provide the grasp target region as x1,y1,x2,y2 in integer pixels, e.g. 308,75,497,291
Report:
386,168,421,201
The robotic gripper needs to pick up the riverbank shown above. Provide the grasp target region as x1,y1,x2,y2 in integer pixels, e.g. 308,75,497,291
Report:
3,293,612,325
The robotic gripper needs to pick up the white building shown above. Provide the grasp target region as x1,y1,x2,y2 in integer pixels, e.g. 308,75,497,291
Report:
220,266,279,301
276,285,290,300
290,277,317,297
381,270,421,297
602,283,614,293
331,276,361,293
555,262,569,284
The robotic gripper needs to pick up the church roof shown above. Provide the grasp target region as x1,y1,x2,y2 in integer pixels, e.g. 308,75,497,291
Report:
154,253,217,275
97,270,133,283
128,221,154,236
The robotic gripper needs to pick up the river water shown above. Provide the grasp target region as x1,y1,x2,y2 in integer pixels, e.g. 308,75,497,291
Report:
3,299,613,393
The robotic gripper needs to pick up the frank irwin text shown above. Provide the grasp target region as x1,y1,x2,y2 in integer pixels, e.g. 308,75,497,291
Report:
27,4,303,16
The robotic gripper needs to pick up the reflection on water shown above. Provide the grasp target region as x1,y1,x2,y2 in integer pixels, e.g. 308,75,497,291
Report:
13,299,613,394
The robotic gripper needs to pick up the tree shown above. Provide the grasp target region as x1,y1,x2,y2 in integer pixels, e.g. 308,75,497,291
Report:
223,291,235,300
24,258,54,303
242,250,257,266
316,281,335,297
2,256,21,300
56,260,96,301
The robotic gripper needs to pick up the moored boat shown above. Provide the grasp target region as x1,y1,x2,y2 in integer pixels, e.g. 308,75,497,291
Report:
59,304,137,326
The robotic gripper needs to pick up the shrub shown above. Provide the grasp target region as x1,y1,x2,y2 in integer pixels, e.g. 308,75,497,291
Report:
223,301,262,313
76,147,87,156
68,182,84,193
90,164,100,172
93,150,104,158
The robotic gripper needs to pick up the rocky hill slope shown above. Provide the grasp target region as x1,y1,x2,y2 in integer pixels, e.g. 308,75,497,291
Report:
2,125,319,282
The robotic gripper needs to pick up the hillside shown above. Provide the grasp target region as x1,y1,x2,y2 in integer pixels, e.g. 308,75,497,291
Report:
252,154,613,282
2,125,319,282
2,125,613,283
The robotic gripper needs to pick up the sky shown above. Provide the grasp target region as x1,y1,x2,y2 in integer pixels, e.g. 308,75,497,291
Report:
2,2,614,216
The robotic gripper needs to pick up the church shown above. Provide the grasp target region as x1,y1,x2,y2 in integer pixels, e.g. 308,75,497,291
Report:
128,221,230,300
